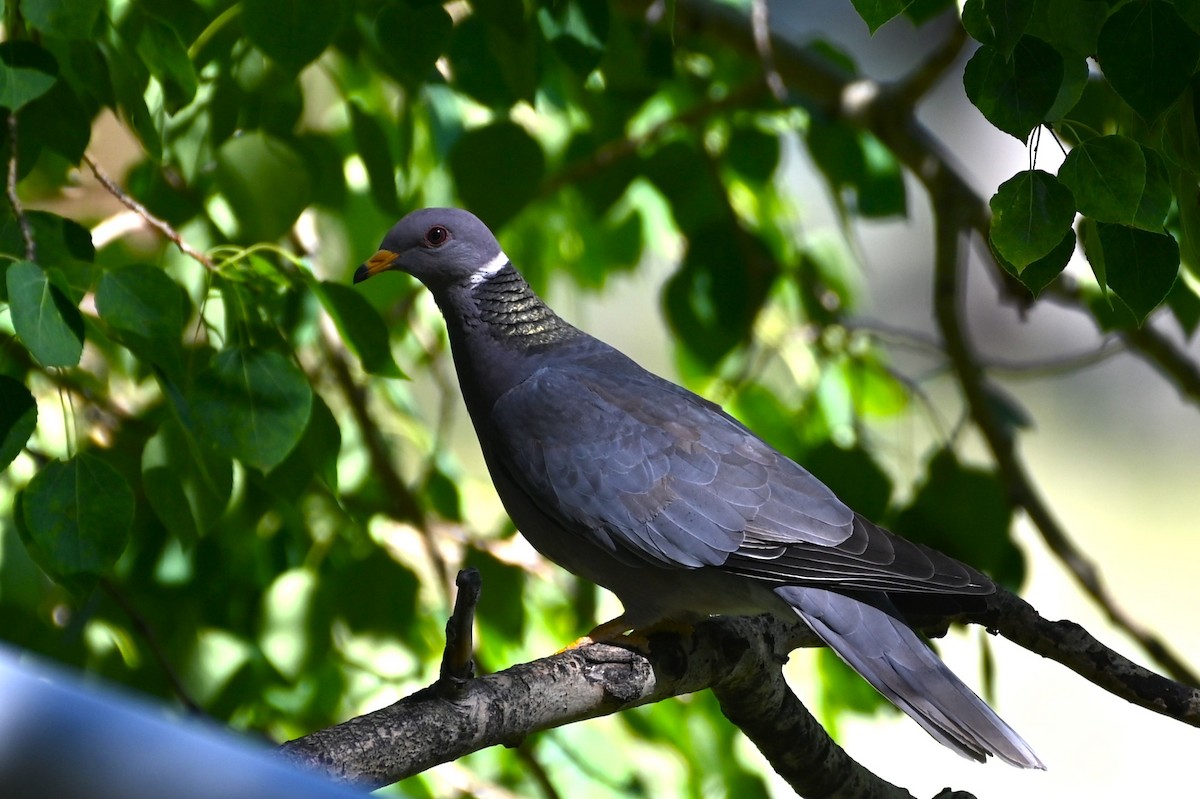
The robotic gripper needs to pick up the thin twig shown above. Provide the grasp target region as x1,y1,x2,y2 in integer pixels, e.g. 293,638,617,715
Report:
749,0,786,101
82,153,213,268
101,579,204,715
538,79,769,200
7,112,35,261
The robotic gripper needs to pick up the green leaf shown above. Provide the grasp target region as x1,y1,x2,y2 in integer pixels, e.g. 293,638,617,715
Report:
0,41,58,111
963,36,1062,143
214,132,313,242
1096,223,1180,323
21,0,104,39
19,79,92,163
1058,136,1169,229
372,1,453,89
327,547,420,635
135,17,198,114
98,38,161,161
961,0,1033,56
1161,84,1200,176
807,121,906,219
190,348,313,472
1079,216,1107,292
259,567,328,680
1174,169,1200,279
142,417,233,544
664,224,777,365
349,103,400,216
850,0,913,33
0,212,95,302
312,280,405,378
989,170,1076,268
20,454,134,582
538,0,609,75
95,264,187,372
242,0,345,75
1166,278,1200,337
263,392,341,500
1025,0,1108,59
0,375,37,470
804,442,892,522
1098,0,1200,123
5,260,84,367
449,122,545,229
447,14,538,109
1134,146,1172,231
725,123,780,184
893,448,1023,586
996,228,1075,297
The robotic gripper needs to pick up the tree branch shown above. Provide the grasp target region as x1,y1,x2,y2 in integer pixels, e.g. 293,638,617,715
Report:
281,612,940,798
7,112,35,261
281,577,1199,796
82,154,213,269
628,0,1199,686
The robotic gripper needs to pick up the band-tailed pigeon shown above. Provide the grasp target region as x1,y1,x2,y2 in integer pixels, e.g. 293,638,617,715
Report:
354,208,1043,769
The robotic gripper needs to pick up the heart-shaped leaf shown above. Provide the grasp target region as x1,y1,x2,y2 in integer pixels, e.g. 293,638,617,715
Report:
19,454,134,585
5,260,84,367
190,348,313,471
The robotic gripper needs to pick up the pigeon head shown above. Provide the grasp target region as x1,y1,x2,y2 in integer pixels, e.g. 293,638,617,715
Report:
354,208,508,290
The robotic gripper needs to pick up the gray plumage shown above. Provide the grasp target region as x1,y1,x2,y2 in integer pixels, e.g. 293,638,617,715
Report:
355,207,1044,769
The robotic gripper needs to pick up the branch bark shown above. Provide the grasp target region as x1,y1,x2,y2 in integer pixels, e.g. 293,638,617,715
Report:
281,581,1198,797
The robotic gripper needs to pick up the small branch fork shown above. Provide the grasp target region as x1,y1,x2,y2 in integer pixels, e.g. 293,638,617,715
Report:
82,154,214,269
281,572,1199,797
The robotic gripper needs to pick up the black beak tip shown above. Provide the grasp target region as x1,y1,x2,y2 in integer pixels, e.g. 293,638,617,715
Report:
353,263,370,284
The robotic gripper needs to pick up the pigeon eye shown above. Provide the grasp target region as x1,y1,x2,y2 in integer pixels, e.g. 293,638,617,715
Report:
424,226,450,247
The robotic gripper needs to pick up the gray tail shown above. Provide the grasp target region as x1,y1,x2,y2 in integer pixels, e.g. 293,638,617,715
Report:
776,585,1045,769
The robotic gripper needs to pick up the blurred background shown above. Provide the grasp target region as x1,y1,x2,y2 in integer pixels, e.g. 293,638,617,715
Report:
1,0,1197,797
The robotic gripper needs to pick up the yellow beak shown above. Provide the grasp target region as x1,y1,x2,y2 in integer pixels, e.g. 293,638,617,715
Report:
354,249,399,284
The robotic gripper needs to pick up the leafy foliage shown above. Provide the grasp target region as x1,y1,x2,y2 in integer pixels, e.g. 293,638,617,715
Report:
962,0,1200,319
0,0,1195,795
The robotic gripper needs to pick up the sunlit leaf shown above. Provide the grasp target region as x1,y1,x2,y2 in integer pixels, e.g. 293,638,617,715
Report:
5,260,84,367
260,568,329,680
313,279,405,378
214,131,312,242
0,42,58,111
349,103,400,216
96,264,188,372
